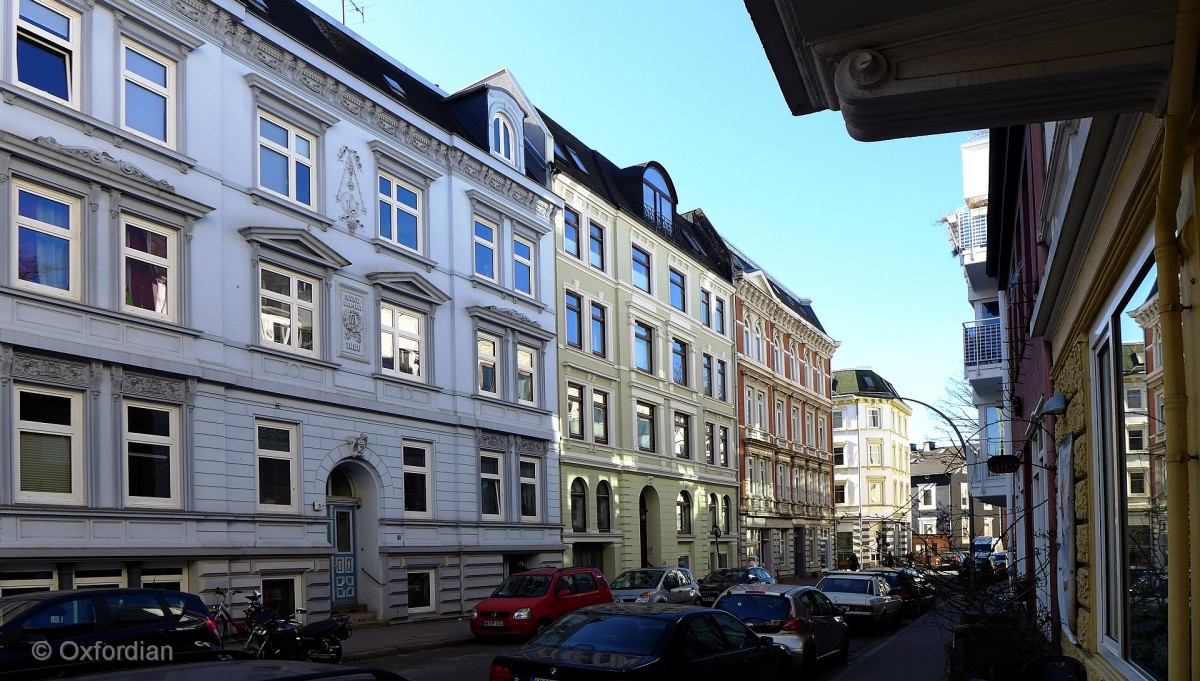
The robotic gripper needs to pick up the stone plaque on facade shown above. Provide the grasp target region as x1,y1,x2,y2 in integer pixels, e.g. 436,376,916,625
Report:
339,287,367,361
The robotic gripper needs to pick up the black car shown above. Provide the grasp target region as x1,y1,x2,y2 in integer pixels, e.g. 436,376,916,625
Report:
698,567,776,605
490,603,790,681
861,568,933,614
0,588,222,678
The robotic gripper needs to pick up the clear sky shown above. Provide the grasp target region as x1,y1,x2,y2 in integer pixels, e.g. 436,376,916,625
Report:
306,0,976,442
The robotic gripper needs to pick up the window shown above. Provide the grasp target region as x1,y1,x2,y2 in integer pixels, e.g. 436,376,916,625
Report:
868,479,883,505
519,458,539,520
1125,387,1144,410
789,344,800,381
832,410,843,429
516,345,537,406
719,426,730,467
677,491,692,534
15,0,80,105
563,206,580,258
588,222,605,270
867,442,882,466
631,246,651,292
381,303,424,381
513,236,534,297
818,416,827,450
596,481,612,532
121,216,176,320
669,269,686,311
674,412,691,459
790,407,800,442
258,111,314,206
773,334,783,372
744,389,754,428
756,391,766,429
477,333,499,397
919,486,935,509
13,180,81,298
834,482,847,505
592,390,609,444
643,167,673,228
714,298,726,334
261,576,299,618
15,384,83,504
566,383,584,439
259,264,319,356
124,401,179,507
564,292,583,348
407,570,434,613
702,354,714,397
721,495,732,533
1129,471,1147,495
590,303,606,357
378,172,421,252
636,402,656,452
1128,428,1146,452
716,360,728,401
402,443,431,516
833,445,845,466
634,322,653,372
775,401,785,437
868,408,882,429
570,478,587,531
256,421,297,512
805,411,815,446
705,422,716,464
919,518,937,535
700,290,711,326
491,113,515,164
473,218,497,280
671,339,688,385
753,323,765,362
480,452,503,519
121,39,175,145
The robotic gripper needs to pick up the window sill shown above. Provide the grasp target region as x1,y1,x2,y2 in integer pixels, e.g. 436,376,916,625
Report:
248,188,336,230
2,286,204,337
248,344,341,370
677,533,697,540
372,372,443,392
474,393,552,416
370,238,438,272
468,275,548,313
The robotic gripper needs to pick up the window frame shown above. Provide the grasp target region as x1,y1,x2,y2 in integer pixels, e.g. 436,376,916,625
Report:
671,338,688,386
596,480,612,532
566,383,585,440
380,302,426,382
570,478,587,532
473,216,498,282
476,332,501,398
674,412,691,460
633,321,654,373
14,383,84,505
588,221,605,271
701,354,714,397
14,0,82,107
479,451,504,521
719,426,729,467
122,399,180,508
491,113,516,165
714,298,726,335
519,456,540,521
677,491,692,534
512,234,536,298
258,262,321,357
406,569,436,614
119,213,178,322
12,178,82,300
401,442,432,518
590,302,607,358
668,269,687,312
516,344,538,407
563,206,581,258
868,408,882,429
256,109,316,208
636,401,656,452
119,36,177,146
834,481,846,505
700,289,712,326
377,170,424,254
564,291,583,349
631,245,651,292
716,360,728,401
592,389,609,445
255,420,298,514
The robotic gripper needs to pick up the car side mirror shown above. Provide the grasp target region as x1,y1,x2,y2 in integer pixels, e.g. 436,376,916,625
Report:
836,605,848,615
757,635,775,647
556,589,570,599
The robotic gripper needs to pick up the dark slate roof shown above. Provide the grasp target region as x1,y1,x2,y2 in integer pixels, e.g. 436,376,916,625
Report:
910,446,969,477
240,0,547,186
831,368,899,398
539,110,733,282
1122,341,1146,375
725,241,826,333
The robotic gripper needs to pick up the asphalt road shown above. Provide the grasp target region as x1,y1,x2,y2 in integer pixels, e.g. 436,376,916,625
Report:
351,617,917,681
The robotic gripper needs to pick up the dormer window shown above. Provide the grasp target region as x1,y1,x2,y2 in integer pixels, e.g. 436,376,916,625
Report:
642,166,674,229
491,113,516,165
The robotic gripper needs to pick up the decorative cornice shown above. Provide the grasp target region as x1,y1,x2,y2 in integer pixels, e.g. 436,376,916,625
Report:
113,366,188,403
33,136,174,192
478,431,509,451
734,277,836,356
5,350,90,387
147,0,555,223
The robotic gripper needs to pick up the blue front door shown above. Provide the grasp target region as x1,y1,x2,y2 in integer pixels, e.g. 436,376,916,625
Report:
331,504,357,606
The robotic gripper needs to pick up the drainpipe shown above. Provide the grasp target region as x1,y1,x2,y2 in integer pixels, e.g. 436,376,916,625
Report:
1154,2,1197,678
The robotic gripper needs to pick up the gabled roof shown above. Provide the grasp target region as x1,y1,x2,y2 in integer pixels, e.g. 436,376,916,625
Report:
725,239,826,333
539,110,732,281
910,446,968,477
831,368,899,398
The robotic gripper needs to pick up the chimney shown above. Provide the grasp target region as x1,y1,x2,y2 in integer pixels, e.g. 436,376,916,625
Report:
909,443,919,453
925,440,936,451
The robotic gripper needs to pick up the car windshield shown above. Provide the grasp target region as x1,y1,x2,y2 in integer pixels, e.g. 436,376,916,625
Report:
612,570,662,589
533,612,668,656
702,569,744,584
0,599,38,626
716,594,790,621
493,574,551,598
819,578,871,594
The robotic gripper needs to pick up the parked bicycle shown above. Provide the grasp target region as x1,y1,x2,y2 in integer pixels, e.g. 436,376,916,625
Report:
204,586,264,640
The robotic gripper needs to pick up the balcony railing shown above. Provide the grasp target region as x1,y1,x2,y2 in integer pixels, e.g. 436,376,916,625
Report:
963,319,1002,367
955,206,987,252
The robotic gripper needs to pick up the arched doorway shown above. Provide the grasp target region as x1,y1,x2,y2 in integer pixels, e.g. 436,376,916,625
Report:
639,487,661,568
326,461,378,610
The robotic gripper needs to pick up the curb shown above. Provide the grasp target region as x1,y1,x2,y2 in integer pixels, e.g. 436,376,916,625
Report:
343,636,476,663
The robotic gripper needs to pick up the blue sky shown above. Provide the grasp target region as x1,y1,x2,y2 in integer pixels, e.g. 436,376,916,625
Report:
306,0,975,441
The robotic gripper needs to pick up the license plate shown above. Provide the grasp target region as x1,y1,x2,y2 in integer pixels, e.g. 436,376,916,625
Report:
482,620,505,628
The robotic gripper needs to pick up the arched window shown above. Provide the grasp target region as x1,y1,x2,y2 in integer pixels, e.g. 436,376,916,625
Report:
708,493,718,534
773,333,783,372
721,495,732,534
327,468,354,498
677,490,692,533
491,113,515,164
642,166,673,228
570,478,587,531
596,481,612,532
753,323,765,362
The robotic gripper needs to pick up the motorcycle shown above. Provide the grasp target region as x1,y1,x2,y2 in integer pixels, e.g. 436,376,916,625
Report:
243,606,353,663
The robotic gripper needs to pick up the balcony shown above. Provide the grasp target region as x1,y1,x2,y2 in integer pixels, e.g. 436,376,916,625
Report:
963,319,1003,400
953,206,993,292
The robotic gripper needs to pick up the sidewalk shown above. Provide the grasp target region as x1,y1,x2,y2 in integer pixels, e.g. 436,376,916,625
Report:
831,610,953,681
340,617,475,662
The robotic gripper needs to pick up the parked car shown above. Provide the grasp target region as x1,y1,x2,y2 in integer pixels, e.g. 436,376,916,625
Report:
713,584,849,672
959,556,997,584
815,572,903,627
469,567,612,638
610,568,700,604
489,603,790,681
697,567,777,605
861,568,934,615
0,588,222,677
936,551,966,571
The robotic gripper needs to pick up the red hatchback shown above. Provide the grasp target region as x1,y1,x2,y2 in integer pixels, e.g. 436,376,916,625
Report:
470,567,612,637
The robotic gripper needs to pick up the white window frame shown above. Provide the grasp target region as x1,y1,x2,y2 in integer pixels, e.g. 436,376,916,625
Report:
15,383,84,504
919,518,937,535
377,170,423,254
918,485,935,510
805,411,815,446
755,391,766,429
401,442,432,518
477,332,500,398
867,442,882,467
790,406,800,442
12,178,82,300
868,408,882,429
120,37,177,146
868,479,883,505
258,263,320,357
261,575,302,617
516,344,538,407
818,416,827,451
473,216,497,281
255,420,298,513
380,302,425,382
14,0,82,107
256,109,316,207
480,452,504,521
773,334,783,373
123,400,180,508
120,214,177,322
1128,470,1147,496
832,409,843,429
513,234,535,298
834,481,846,505
406,569,436,613
833,444,845,466
774,400,785,437
491,113,516,165
519,456,540,521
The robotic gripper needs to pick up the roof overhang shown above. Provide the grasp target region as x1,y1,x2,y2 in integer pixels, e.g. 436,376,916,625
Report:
745,0,1175,141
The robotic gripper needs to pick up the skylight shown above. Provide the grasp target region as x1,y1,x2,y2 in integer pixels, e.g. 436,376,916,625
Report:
382,74,406,98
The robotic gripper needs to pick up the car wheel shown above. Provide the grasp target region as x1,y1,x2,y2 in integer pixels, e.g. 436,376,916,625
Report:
534,619,552,635
803,646,817,672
